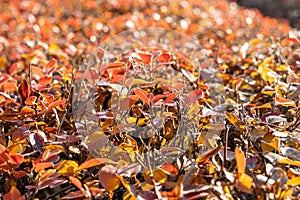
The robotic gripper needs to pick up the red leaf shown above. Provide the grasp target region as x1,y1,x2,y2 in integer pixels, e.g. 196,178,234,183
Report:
9,154,23,166
18,79,30,104
164,93,178,103
185,89,203,106
12,170,27,179
134,89,150,105
285,37,300,44
3,186,21,200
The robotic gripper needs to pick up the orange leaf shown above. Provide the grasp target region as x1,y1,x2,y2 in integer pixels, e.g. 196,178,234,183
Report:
31,66,45,77
34,162,54,173
20,106,36,116
275,97,296,107
25,96,37,106
0,73,9,85
39,76,52,85
77,158,117,171
235,147,245,174
138,52,153,64
134,89,150,105
68,176,83,191
3,186,21,200
98,165,120,192
1,81,17,92
48,99,66,110
157,53,171,63
46,58,57,68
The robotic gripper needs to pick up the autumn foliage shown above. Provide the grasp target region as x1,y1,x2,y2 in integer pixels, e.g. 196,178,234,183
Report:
0,0,300,199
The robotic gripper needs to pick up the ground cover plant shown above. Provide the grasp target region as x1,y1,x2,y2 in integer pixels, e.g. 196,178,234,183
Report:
0,0,300,199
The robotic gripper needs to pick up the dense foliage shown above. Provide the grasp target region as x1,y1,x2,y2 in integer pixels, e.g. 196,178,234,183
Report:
0,0,300,199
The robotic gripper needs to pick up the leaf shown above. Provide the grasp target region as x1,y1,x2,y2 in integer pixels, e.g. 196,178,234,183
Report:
62,190,85,200
236,173,253,194
55,160,78,176
235,147,245,174
48,99,66,110
275,97,296,107
77,158,117,171
285,37,300,44
29,132,46,152
225,112,246,132
134,89,150,105
3,186,21,200
138,52,153,64
34,162,54,173
181,68,196,83
152,168,167,184
39,76,52,85
18,79,30,104
25,96,37,106
20,106,36,116
98,165,120,192
160,162,178,176
157,53,172,62
116,173,138,197
164,93,178,103
0,73,9,85
46,58,57,68
185,90,203,106
196,144,221,163
31,65,45,77
68,176,83,191
61,191,85,200
286,177,300,186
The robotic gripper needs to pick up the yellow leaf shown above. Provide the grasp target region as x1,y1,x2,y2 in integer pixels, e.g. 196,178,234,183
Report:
0,56,7,71
258,64,276,83
286,177,300,186
55,160,78,176
254,103,272,109
225,112,245,132
152,168,167,184
237,173,253,194
45,144,65,152
261,136,281,153
279,158,300,167
116,173,136,197
279,188,294,199
132,79,152,85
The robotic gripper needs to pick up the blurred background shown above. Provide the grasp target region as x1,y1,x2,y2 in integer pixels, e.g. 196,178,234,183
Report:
236,0,300,28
